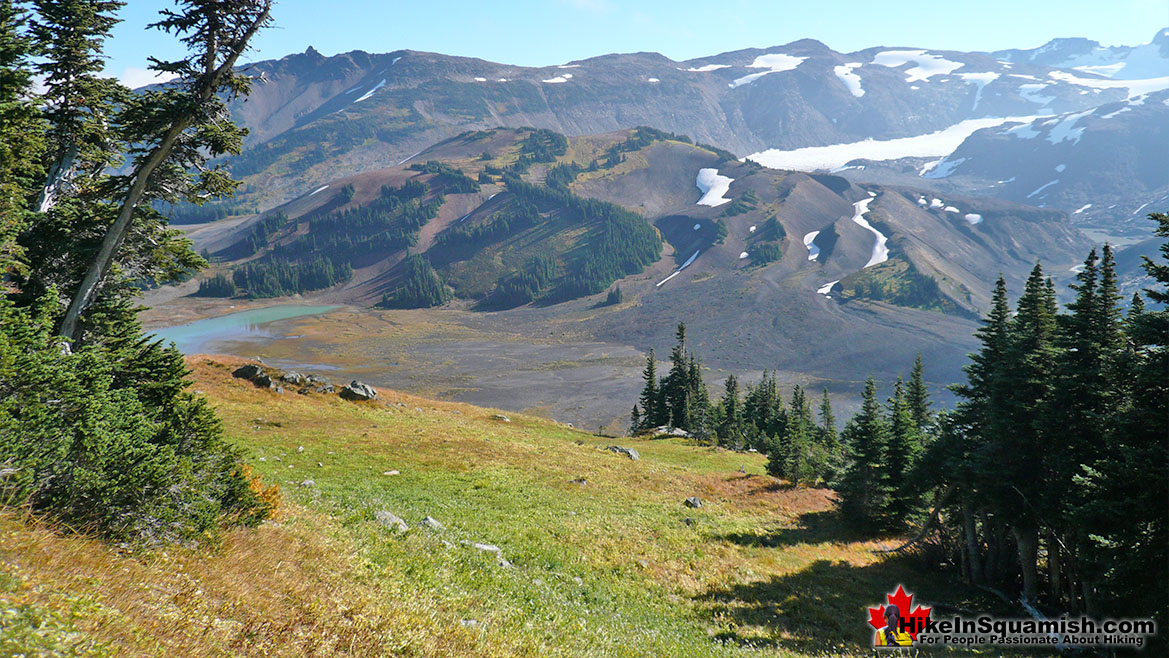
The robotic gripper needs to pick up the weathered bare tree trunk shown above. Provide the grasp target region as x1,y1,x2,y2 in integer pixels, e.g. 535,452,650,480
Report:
1014,525,1039,603
35,145,79,213
963,502,983,584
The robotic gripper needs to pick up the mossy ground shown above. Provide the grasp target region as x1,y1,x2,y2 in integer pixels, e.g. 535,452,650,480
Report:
1,356,1039,657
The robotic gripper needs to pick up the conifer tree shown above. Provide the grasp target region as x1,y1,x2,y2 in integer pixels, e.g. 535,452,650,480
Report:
718,374,743,448
0,1,44,278
906,353,932,431
637,348,663,429
884,378,923,526
838,378,891,528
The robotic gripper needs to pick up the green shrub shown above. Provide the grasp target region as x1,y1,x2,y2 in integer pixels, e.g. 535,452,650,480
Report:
0,296,274,545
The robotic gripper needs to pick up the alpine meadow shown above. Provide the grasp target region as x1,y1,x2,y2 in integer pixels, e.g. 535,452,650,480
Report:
1,1,1166,656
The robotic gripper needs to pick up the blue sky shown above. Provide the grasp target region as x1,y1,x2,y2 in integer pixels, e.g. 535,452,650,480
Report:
106,0,1168,87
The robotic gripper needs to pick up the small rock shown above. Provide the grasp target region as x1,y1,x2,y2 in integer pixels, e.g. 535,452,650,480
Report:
472,542,500,554
314,384,335,394
684,497,702,509
637,559,649,568
299,479,315,488
297,446,305,453
499,558,513,568
258,457,266,462
273,385,284,394
682,517,696,526
607,445,640,461
383,470,400,476
340,380,378,401
281,371,306,385
459,619,478,628
569,478,588,485
747,448,759,453
306,374,329,385
232,364,264,380
317,462,323,467
491,414,511,423
414,407,423,413
421,516,444,531
375,511,409,533
273,456,281,462
572,577,583,586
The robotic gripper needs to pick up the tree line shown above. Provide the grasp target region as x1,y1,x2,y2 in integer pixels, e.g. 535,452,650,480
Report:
630,216,1167,636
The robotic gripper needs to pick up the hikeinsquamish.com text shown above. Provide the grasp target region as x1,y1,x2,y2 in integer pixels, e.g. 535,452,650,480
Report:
912,616,1156,649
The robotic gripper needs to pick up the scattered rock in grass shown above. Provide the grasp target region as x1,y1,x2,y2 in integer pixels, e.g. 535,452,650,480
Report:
459,619,478,628
684,497,702,508
569,478,588,485
232,364,264,380
313,384,335,394
258,457,266,462
682,517,696,526
375,511,409,533
607,445,640,461
472,543,500,554
414,407,423,413
254,373,274,388
281,372,305,385
297,446,304,453
317,462,323,467
299,480,315,488
491,414,511,423
382,470,400,476
651,425,692,438
306,374,329,385
340,380,378,401
637,559,649,569
573,577,583,586
421,516,444,531
499,558,513,568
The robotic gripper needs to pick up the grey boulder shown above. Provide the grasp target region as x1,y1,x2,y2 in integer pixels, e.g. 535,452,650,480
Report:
340,380,378,401
607,446,640,461
375,510,409,533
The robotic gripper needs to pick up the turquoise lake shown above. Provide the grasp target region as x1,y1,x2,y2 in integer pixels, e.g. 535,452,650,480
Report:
149,305,339,354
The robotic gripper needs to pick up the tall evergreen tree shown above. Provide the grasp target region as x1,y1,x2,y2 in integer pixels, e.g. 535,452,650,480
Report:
884,378,923,526
637,348,663,429
906,353,932,431
718,374,743,448
0,1,44,279
838,378,891,529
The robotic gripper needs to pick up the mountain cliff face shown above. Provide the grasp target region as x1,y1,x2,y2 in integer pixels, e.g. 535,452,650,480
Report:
992,28,1169,79
206,35,1167,214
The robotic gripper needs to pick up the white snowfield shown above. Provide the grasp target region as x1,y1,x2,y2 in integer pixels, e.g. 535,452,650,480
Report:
1047,71,1169,98
817,280,839,296
729,53,807,89
1073,203,1093,214
542,73,573,84
739,252,749,260
745,115,1046,172
474,77,487,82
308,185,329,197
944,205,960,213
680,64,730,72
354,79,386,103
803,231,821,261
923,156,967,179
647,77,660,83
871,50,963,82
964,213,984,224
1018,83,1055,108
850,197,888,269
656,250,701,287
695,168,734,206
929,198,944,209
834,63,865,97
1043,109,1094,144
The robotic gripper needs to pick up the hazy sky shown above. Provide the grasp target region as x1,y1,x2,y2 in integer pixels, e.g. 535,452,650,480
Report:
105,0,1168,87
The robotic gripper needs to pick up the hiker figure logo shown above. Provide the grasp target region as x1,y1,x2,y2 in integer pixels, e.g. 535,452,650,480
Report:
868,585,931,647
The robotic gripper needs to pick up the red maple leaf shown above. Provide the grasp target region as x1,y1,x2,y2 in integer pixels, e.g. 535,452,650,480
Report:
867,585,932,641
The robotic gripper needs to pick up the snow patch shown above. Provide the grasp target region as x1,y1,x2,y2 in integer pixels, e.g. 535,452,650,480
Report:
746,115,1046,172
558,64,580,69
1073,203,1092,214
308,185,329,196
964,213,983,224
647,77,660,83
1048,71,1169,98
1132,202,1150,215
929,198,945,209
729,53,807,88
943,205,960,213
354,79,386,103
850,198,888,269
959,71,1000,109
1027,179,1060,198
1018,83,1055,108
834,63,865,97
817,280,839,296
739,252,749,260
693,223,701,231
923,157,967,179
695,168,734,207
916,197,927,206
749,225,757,233
1055,164,1066,172
871,49,963,81
474,77,487,82
803,231,821,261
1004,120,1041,139
681,64,731,72
542,73,573,84
1046,109,1093,144
656,250,701,287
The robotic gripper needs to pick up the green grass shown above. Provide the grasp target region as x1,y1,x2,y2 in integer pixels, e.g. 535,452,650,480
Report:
0,356,1044,656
